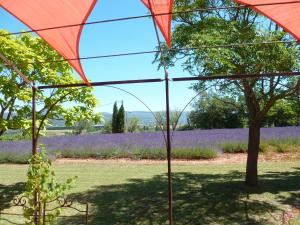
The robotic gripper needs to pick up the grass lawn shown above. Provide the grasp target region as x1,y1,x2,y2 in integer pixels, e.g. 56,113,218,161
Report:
1,160,300,224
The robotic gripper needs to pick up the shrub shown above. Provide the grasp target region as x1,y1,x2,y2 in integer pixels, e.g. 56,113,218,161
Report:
221,138,300,154
172,148,218,159
0,152,30,164
132,148,166,160
260,138,300,153
221,142,248,153
22,146,77,225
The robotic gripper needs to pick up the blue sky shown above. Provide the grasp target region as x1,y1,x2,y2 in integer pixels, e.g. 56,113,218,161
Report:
0,0,196,113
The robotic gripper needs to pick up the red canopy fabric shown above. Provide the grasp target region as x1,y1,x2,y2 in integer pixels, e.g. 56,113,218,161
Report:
141,0,173,48
234,0,300,41
0,0,97,83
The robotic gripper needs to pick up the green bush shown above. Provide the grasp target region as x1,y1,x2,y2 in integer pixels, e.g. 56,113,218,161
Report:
0,152,30,164
22,146,77,225
260,138,300,153
172,148,218,159
221,138,300,154
132,148,166,160
221,142,248,153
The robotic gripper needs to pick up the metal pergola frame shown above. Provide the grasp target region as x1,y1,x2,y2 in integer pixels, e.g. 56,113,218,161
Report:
29,71,300,225
1,2,300,224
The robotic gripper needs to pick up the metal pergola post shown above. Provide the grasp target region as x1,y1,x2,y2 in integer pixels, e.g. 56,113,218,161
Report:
32,84,39,225
164,75,173,225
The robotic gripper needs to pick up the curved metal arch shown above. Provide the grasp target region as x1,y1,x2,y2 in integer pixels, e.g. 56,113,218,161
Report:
170,82,219,141
105,85,167,144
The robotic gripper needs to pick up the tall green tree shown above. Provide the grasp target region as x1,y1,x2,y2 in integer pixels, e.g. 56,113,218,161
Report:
127,117,140,133
155,0,300,186
117,102,125,133
154,110,182,131
265,98,300,127
0,30,101,136
112,102,118,133
189,92,245,129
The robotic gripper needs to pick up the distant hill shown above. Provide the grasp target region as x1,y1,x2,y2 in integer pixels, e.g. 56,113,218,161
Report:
102,111,189,125
49,111,189,127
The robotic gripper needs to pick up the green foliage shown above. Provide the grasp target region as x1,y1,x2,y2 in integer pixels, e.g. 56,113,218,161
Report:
221,138,300,153
0,30,101,136
0,132,31,141
72,119,94,135
154,112,165,131
221,142,249,153
155,0,300,185
102,120,112,134
172,148,218,159
154,110,182,131
0,152,30,164
127,117,140,133
156,0,300,125
189,92,244,129
52,147,219,160
111,101,125,133
112,102,118,133
22,146,77,225
265,98,300,127
117,102,125,133
176,124,193,131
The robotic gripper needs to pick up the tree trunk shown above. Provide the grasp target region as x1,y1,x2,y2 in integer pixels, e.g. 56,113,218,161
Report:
245,120,261,187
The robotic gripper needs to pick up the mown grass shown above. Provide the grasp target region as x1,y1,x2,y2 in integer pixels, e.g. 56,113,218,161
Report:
1,161,300,224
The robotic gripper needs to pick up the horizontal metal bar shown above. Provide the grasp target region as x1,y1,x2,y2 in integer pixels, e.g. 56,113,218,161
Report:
172,72,300,82
2,1,300,37
30,40,298,65
38,72,300,89
38,78,164,89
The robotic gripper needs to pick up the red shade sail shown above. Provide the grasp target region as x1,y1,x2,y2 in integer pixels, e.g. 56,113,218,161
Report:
142,0,173,48
234,0,300,41
0,0,97,83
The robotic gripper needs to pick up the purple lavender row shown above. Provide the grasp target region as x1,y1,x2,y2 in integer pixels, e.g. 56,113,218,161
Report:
0,127,299,153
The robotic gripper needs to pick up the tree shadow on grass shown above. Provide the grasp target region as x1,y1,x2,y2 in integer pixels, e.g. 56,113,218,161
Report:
0,182,25,212
59,169,300,225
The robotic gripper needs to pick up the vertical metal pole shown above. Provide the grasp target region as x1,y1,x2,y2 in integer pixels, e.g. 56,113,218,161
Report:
43,201,46,225
86,203,89,225
146,1,173,223
32,85,38,225
165,73,173,225
32,85,37,155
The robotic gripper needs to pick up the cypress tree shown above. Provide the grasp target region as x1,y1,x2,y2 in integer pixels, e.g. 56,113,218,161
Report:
112,102,118,133
117,102,125,133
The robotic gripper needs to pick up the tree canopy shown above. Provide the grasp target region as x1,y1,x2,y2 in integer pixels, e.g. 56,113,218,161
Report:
155,0,300,186
0,30,101,136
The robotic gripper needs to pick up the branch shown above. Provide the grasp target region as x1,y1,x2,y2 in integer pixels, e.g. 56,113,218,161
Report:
211,95,242,111
260,78,300,117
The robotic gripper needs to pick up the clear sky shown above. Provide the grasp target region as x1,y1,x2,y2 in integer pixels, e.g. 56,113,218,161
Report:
0,0,196,113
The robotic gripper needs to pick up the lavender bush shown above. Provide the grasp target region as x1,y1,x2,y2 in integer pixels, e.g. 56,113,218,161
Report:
0,127,299,163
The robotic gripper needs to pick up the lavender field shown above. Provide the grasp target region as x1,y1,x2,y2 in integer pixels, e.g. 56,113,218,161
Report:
0,127,300,162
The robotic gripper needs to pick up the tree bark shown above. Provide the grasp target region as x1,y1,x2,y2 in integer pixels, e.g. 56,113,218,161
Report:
245,120,261,187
